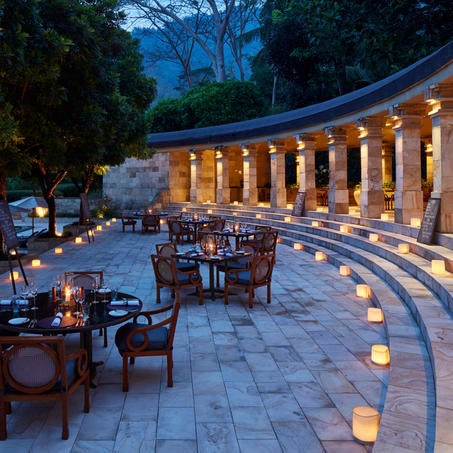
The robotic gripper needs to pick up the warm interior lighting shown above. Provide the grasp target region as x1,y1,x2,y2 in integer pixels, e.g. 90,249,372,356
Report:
315,251,327,261
432,259,446,275
356,284,370,298
31,259,41,267
54,247,63,254
339,265,351,276
371,344,390,365
368,307,384,323
312,220,319,227
9,271,19,281
256,213,262,219
380,213,389,221
398,243,410,254
206,200,211,204
352,406,380,442
294,243,303,250
284,216,291,222
369,233,379,242
410,217,421,227
105,221,111,226
74,236,83,244
340,225,350,233
96,225,103,231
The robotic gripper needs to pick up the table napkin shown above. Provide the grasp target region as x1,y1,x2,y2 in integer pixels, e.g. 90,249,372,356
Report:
0,299,29,306
51,312,63,327
110,299,139,306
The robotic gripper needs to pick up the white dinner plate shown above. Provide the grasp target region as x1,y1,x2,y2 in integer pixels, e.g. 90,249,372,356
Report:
236,250,246,254
108,309,128,317
8,317,30,325
98,288,111,294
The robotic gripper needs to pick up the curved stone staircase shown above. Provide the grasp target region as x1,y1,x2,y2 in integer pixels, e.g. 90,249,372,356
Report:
166,202,453,451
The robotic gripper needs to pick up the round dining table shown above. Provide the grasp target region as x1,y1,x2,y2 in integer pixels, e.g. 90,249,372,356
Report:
0,291,142,384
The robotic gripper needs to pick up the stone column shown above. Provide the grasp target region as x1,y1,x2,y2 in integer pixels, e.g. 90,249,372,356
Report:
426,84,453,232
390,104,424,224
189,149,203,203
215,147,230,204
325,127,349,214
268,141,286,208
357,117,384,218
296,134,317,211
242,145,258,206
381,143,394,186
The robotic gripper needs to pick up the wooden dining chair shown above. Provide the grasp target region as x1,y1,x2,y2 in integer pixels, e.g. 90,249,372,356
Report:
168,219,193,243
151,254,203,305
64,271,108,347
0,336,90,440
114,301,180,391
224,253,275,308
155,242,197,272
142,214,160,233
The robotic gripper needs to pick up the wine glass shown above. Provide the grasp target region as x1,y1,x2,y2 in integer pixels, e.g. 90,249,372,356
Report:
73,287,84,319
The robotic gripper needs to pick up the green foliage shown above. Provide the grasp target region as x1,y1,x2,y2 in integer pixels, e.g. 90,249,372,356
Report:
254,0,453,109
148,81,266,132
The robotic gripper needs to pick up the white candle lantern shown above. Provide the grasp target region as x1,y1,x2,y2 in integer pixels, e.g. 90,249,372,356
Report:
74,236,83,244
312,220,319,227
356,284,370,298
105,221,111,226
380,213,389,221
284,216,291,222
315,251,327,262
410,217,421,227
31,259,41,267
294,243,303,251
367,307,384,323
371,344,390,365
54,247,63,254
369,233,379,242
398,243,410,254
352,406,380,442
9,271,19,281
96,225,103,231
339,265,351,276
111,217,117,222
340,225,350,233
431,259,446,275
256,213,262,219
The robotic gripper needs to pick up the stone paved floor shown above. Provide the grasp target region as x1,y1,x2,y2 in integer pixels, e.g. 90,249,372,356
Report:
0,220,387,452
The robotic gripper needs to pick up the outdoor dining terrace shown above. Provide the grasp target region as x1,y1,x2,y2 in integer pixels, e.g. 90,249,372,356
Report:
0,203,450,451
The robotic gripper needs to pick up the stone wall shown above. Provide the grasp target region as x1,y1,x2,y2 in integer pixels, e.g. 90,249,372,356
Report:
103,153,170,210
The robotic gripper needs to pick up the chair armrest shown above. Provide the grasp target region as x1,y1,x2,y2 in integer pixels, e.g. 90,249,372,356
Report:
125,315,174,352
131,303,174,324
66,348,88,375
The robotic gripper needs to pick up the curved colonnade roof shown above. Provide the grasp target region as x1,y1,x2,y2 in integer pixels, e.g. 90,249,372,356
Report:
149,41,453,152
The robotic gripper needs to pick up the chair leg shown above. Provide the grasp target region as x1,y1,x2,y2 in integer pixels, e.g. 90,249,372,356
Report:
248,289,253,308
0,402,7,440
61,397,69,440
224,284,229,305
122,355,129,392
167,353,173,387
267,283,271,304
84,376,90,413
103,327,108,347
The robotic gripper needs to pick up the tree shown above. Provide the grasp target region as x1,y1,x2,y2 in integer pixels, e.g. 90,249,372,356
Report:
254,0,453,109
122,0,261,83
1,0,156,236
148,80,265,131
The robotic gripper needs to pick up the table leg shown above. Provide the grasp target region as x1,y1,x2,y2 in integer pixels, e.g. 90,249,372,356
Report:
80,330,103,387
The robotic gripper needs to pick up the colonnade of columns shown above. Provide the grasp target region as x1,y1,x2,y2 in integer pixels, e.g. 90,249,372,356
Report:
175,83,453,233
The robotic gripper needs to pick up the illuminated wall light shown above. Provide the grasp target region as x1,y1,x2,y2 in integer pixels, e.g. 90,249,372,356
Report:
340,225,350,233
256,213,262,219
339,265,351,276
356,284,370,298
31,259,41,267
352,406,380,442
431,259,446,275
96,225,103,231
294,243,303,250
398,243,410,254
315,251,327,261
371,344,390,365
74,236,83,244
312,220,319,227
9,271,19,281
284,216,291,223
369,233,379,242
380,213,389,221
367,307,384,323
410,217,421,227
111,217,117,222
54,247,63,254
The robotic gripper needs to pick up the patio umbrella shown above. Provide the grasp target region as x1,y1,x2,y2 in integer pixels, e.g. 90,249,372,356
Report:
9,196,48,234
